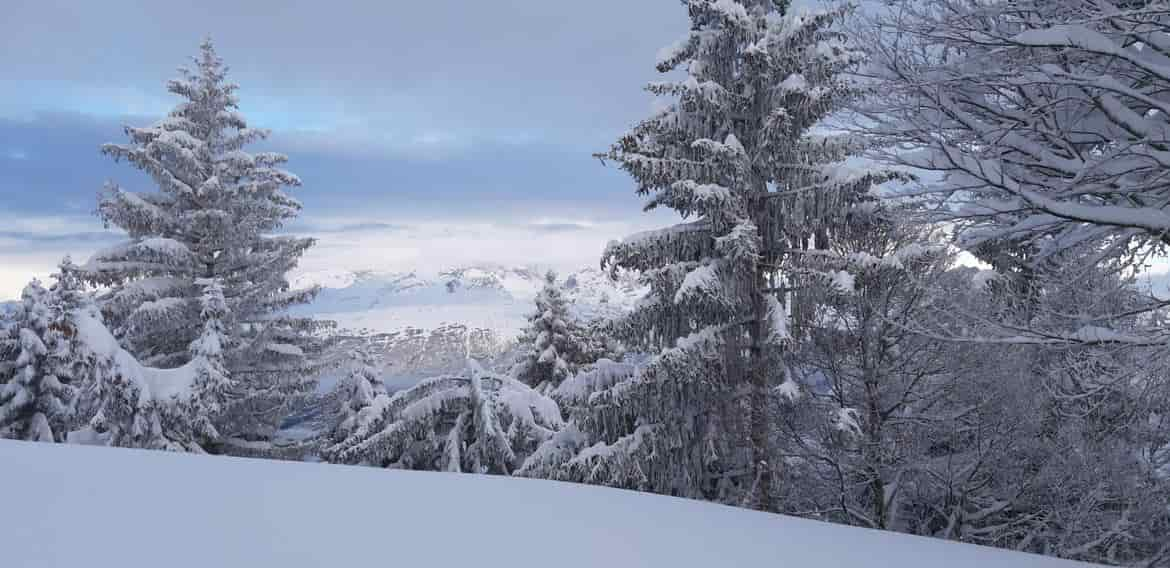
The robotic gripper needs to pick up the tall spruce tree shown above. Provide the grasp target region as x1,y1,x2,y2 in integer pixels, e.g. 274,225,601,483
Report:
588,0,896,508
79,39,330,453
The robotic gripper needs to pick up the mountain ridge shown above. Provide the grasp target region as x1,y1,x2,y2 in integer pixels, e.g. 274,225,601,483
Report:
292,264,643,387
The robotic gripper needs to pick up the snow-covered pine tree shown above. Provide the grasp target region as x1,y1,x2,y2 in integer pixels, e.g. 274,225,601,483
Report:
513,271,585,393
0,279,75,442
516,357,641,483
78,38,331,453
326,344,388,445
323,363,562,474
0,282,51,441
50,257,89,321
175,278,233,448
0,307,14,390
73,278,237,453
74,316,174,450
588,0,897,508
0,258,94,443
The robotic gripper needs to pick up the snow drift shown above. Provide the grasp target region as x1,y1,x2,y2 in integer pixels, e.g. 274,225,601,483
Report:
1,441,1097,568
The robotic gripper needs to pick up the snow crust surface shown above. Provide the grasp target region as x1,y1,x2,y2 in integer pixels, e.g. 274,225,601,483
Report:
0,440,1098,568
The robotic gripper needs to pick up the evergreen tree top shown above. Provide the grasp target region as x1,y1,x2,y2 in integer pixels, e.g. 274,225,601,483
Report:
100,38,301,216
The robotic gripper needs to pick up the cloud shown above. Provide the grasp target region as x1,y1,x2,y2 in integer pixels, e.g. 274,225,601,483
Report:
0,213,107,240
283,220,411,234
0,112,131,214
0,0,687,153
0,214,118,300
527,223,593,233
0,230,121,245
291,219,666,281
328,222,408,234
0,112,646,221
523,220,597,233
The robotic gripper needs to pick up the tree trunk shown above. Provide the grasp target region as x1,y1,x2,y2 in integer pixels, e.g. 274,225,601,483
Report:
748,271,774,512
748,176,775,511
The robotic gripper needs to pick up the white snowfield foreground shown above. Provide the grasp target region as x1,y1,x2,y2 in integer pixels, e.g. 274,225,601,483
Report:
2,441,1097,568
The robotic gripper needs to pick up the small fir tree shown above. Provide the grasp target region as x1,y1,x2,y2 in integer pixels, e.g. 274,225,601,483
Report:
0,260,89,443
513,272,585,393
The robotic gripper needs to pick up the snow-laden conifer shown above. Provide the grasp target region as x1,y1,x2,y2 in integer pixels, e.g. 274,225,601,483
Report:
177,279,233,447
516,358,640,482
512,271,590,393
586,0,898,508
0,259,94,442
0,281,73,442
0,308,14,396
324,362,562,474
326,344,388,445
78,39,331,452
72,278,237,452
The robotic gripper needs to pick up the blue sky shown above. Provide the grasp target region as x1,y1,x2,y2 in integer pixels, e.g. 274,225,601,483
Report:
0,0,688,298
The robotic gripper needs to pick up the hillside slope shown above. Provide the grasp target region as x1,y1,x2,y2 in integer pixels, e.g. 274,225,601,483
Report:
1,441,1096,568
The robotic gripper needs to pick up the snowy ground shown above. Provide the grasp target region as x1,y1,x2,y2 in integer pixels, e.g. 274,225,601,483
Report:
2,441,1096,568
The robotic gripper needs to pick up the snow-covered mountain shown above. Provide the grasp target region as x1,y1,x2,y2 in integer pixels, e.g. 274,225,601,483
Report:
291,265,643,385
292,264,641,332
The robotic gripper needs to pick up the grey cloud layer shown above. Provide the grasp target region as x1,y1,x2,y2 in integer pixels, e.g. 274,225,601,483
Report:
0,112,644,220
1,0,685,144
